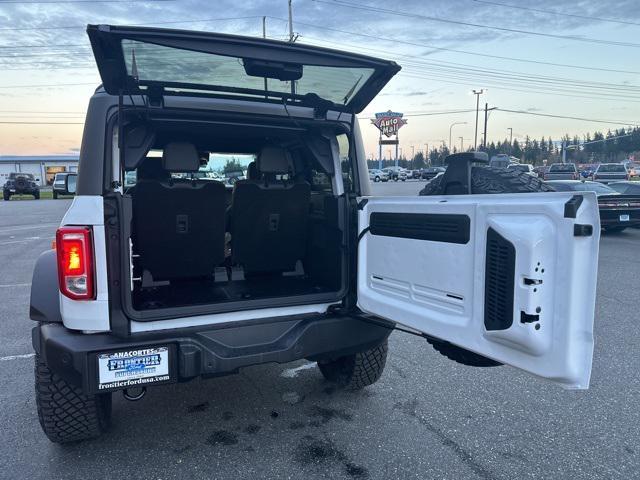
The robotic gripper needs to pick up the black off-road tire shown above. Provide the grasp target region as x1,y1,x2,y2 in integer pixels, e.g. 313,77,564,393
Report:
33,191,40,200
419,166,554,196
35,353,112,443
317,341,388,389
374,176,380,183
2,191,9,201
419,166,554,367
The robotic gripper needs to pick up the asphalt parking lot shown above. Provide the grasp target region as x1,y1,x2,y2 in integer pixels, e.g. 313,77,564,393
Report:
0,183,638,480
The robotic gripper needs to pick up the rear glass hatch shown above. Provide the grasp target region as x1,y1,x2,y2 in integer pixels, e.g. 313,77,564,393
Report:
87,24,400,113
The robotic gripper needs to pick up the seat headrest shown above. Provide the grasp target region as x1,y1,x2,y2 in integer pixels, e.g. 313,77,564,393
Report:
246,161,258,180
258,145,291,174
137,157,169,181
162,142,200,172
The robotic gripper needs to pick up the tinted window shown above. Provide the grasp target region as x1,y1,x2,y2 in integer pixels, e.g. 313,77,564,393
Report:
549,164,576,172
122,40,375,106
337,133,353,192
597,164,626,173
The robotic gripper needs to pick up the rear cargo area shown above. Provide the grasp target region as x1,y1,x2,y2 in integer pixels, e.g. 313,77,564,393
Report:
121,116,348,316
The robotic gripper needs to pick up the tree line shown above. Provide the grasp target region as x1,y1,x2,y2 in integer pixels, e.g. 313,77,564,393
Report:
368,126,640,169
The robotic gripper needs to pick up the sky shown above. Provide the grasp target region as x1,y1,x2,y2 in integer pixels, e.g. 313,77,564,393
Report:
0,0,638,158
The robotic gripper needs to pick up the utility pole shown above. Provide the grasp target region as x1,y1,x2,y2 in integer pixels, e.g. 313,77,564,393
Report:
482,103,497,150
411,145,415,165
472,89,484,150
288,0,297,96
424,143,429,166
378,130,382,170
508,127,513,145
288,0,294,42
459,136,464,152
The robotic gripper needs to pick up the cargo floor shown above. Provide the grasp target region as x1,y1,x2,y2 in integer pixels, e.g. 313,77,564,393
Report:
132,274,331,310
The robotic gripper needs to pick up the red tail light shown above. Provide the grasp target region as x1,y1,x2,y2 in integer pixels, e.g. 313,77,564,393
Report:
56,227,95,300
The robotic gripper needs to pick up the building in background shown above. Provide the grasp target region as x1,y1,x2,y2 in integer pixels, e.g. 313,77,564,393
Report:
0,156,79,187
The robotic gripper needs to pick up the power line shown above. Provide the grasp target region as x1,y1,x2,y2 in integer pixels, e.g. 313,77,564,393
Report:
496,108,640,126
0,0,173,3
0,121,84,124
298,36,640,102
0,82,96,89
309,0,640,48
267,17,640,75
398,71,640,103
0,44,87,49
0,110,85,113
301,35,640,94
472,0,640,27
0,15,262,31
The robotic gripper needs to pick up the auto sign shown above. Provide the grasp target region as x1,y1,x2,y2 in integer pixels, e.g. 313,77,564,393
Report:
372,110,407,137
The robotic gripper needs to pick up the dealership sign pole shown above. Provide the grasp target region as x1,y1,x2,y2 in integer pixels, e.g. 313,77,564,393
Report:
372,110,407,170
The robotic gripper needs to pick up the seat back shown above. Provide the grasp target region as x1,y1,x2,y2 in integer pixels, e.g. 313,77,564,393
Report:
231,146,310,274
133,143,226,280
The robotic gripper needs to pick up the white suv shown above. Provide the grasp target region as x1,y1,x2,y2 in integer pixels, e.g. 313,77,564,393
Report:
29,25,600,443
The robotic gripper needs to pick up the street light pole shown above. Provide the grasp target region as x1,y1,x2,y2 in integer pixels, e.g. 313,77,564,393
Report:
459,136,464,151
472,89,485,150
449,121,467,150
288,0,294,42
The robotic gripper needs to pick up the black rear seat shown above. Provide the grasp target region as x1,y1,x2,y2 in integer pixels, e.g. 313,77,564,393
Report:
133,142,226,281
230,145,311,275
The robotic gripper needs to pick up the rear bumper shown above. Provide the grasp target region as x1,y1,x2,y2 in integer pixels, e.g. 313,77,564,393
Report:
599,208,640,227
32,313,391,395
594,177,627,183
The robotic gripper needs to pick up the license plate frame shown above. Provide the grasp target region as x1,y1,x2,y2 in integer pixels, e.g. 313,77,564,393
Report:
95,345,174,392
620,214,630,222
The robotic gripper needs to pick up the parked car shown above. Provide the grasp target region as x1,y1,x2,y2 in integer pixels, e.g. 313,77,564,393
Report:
368,169,389,182
544,163,579,180
489,154,519,169
410,169,422,179
626,163,640,178
223,170,246,185
52,172,78,199
29,24,599,444
548,180,640,232
533,165,549,178
382,167,407,181
3,172,40,200
593,163,629,183
507,163,536,176
421,166,446,180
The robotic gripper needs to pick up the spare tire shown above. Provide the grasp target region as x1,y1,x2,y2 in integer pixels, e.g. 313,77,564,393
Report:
419,166,554,367
15,177,27,191
419,166,554,196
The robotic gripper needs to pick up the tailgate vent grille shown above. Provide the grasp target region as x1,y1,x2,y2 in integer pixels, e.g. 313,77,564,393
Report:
369,212,470,244
484,228,515,331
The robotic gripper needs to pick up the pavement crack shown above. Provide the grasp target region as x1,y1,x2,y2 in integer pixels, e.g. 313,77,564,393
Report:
394,399,496,480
